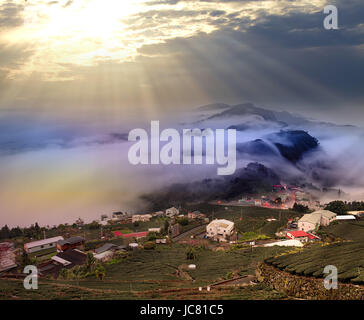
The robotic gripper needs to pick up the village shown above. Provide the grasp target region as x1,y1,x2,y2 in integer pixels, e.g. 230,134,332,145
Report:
1,185,364,299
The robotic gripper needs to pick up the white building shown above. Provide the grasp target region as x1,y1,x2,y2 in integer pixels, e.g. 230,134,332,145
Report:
166,207,179,217
153,211,165,217
316,210,337,226
132,214,152,223
24,236,64,254
298,210,336,232
336,215,356,221
298,214,321,232
129,243,139,250
156,238,167,244
94,250,114,262
98,220,109,226
148,227,161,233
264,240,304,248
206,219,234,242
112,212,129,221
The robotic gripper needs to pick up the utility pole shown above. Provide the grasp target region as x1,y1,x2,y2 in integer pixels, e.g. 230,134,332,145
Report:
43,230,46,239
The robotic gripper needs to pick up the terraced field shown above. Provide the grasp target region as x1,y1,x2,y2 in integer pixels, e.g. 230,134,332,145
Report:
265,241,364,284
321,221,364,242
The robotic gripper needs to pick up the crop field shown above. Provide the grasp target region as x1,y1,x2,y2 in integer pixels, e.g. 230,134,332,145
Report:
188,204,296,239
0,278,287,300
105,244,287,281
0,243,290,300
265,241,364,284
321,221,364,242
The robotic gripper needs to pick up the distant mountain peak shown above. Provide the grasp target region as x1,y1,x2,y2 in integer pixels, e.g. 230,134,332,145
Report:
206,102,278,122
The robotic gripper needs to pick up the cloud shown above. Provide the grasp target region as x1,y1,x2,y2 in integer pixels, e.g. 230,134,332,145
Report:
0,1,24,29
0,0,363,122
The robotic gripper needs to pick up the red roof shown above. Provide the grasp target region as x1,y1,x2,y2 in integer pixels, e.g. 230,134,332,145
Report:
286,231,318,240
113,231,123,237
113,231,148,238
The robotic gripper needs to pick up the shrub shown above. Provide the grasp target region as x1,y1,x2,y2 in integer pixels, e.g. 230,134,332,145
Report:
225,272,233,280
144,241,156,250
185,247,196,260
178,218,189,226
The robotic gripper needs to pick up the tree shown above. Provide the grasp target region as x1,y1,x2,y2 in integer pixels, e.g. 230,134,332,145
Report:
72,266,84,285
59,268,68,279
325,200,347,215
20,250,32,268
164,220,169,234
293,202,309,213
146,232,157,242
95,265,106,280
185,247,196,260
0,225,10,239
85,252,96,272
88,221,100,230
177,217,189,226
34,222,41,234
9,226,23,238
144,241,156,250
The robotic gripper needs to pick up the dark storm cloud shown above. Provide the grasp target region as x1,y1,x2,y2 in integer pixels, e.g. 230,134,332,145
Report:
136,0,364,109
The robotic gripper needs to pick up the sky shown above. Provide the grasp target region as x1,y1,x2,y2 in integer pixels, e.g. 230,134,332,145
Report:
0,0,363,227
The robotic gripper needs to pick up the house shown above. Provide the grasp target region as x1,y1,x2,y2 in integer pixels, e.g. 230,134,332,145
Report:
188,211,206,220
37,249,86,277
132,214,152,223
298,213,321,232
297,210,336,232
0,242,17,273
24,236,64,254
93,243,124,262
51,249,87,268
100,214,109,221
98,220,109,226
166,207,179,217
75,217,84,226
153,211,165,217
336,215,356,221
206,219,234,242
56,236,85,252
94,250,114,262
317,210,337,226
112,212,129,221
148,227,161,233
156,238,167,244
254,200,262,206
95,243,118,254
286,230,319,243
129,243,139,250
